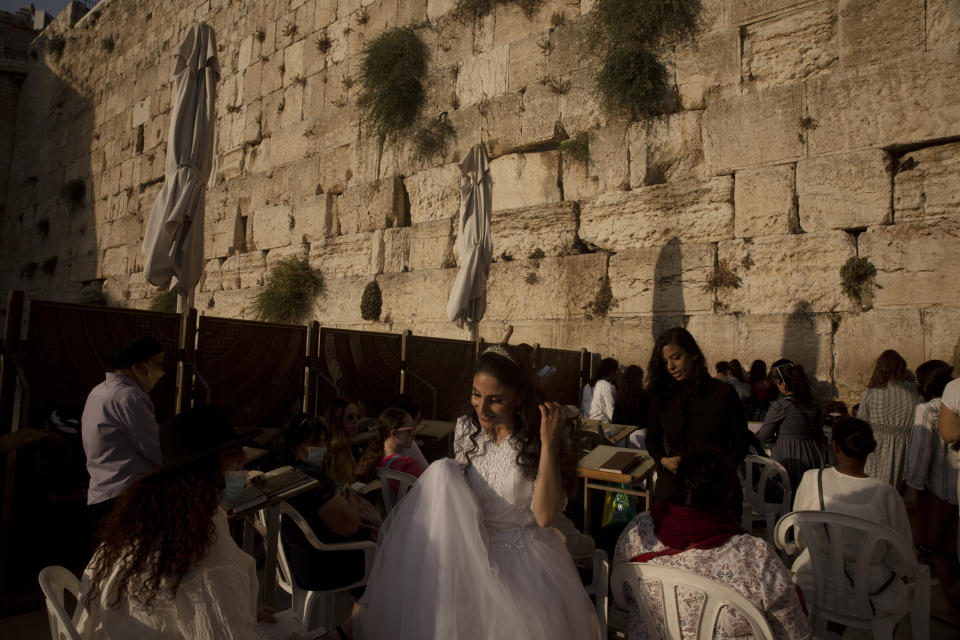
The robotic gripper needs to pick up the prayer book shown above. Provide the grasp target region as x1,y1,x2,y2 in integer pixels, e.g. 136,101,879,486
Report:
257,608,325,640
223,486,268,515
252,467,314,498
596,451,642,474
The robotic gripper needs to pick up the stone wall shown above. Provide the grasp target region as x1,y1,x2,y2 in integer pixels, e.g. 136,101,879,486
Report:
2,0,960,404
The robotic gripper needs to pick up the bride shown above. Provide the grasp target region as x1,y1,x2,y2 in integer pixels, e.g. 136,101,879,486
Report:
352,344,600,639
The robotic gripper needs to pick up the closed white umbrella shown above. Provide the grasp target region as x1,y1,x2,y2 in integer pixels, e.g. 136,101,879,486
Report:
142,22,220,311
446,144,493,330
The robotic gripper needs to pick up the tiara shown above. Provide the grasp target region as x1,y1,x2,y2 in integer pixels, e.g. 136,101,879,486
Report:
482,344,517,365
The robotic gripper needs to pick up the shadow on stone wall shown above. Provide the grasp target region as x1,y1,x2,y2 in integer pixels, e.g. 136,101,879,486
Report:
651,236,686,343
782,300,837,401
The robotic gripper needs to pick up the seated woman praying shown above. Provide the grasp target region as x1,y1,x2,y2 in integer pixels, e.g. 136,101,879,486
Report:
77,405,268,639
325,399,379,487
276,413,380,592
614,446,811,640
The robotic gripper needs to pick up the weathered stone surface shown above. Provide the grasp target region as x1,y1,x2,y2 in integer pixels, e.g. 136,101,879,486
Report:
734,164,797,238
249,203,294,250
507,32,548,92
408,219,456,271
490,151,561,211
312,276,368,323
718,232,857,314
221,252,267,291
921,306,960,365
838,0,924,68
378,227,410,274
731,0,811,23
628,111,705,189
563,122,630,202
456,45,509,107
797,150,891,232
378,269,459,324
207,288,260,320
860,219,960,309
928,0,960,51
740,3,838,89
685,314,737,372
309,233,377,278
833,309,925,402
338,177,406,234
558,68,603,134
294,194,338,242
485,253,607,321
406,163,460,224
702,84,804,174
427,0,457,21
807,49,960,155
894,142,960,223
579,177,734,251
608,242,715,317
673,27,740,110
735,311,836,385
490,202,579,260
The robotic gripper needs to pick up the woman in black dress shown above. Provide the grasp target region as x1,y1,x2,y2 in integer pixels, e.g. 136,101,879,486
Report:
645,327,751,511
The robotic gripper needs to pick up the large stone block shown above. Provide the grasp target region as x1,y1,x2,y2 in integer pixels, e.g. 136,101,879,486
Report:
249,203,294,250
380,227,411,274
608,242,715,317
894,142,960,223
673,27,740,110
456,45,509,107
734,163,797,238
928,0,960,51
558,68,603,134
685,314,738,372
807,49,960,155
312,275,368,323
490,151,561,212
479,92,524,158
220,251,266,291
562,122,629,201
579,177,734,251
797,150,891,232
731,0,812,23
310,232,377,278
490,202,579,260
338,177,406,234
921,306,960,365
838,0,924,68
294,194,338,242
507,32,547,92
740,3,838,89
735,311,836,385
627,111,705,189
378,269,459,324
484,253,607,321
860,219,960,309
408,219,456,271
406,163,460,224
702,83,804,174
718,232,856,314
518,82,561,149
833,309,925,403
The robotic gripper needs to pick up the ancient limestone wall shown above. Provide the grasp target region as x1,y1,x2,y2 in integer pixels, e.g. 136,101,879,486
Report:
2,0,960,403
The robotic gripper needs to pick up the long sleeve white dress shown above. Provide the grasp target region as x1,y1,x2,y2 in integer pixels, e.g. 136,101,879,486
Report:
354,417,600,639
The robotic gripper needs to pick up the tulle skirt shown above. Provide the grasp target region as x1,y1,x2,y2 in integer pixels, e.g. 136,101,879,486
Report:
354,459,600,640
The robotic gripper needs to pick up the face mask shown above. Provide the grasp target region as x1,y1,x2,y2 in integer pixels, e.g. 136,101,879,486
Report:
223,469,248,502
135,362,165,392
306,446,327,468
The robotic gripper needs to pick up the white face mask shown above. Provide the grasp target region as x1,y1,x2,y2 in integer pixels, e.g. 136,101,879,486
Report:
306,446,327,468
134,361,165,392
223,469,248,502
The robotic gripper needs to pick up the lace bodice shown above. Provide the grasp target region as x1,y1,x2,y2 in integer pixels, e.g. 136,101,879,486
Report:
454,417,548,547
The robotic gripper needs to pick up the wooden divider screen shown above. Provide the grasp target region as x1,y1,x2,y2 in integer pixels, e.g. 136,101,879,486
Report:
404,335,476,420
315,328,402,416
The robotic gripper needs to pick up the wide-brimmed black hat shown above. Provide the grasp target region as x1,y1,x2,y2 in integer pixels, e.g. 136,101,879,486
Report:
158,404,261,471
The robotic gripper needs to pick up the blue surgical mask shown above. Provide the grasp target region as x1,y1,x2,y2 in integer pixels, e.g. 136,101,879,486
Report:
223,469,248,502
306,446,327,467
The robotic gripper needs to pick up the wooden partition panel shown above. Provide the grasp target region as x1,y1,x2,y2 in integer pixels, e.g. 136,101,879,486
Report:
536,346,586,407
196,316,307,429
23,300,180,426
404,335,476,420
316,328,402,416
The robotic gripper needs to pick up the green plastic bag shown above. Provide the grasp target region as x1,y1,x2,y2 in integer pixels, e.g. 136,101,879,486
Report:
600,486,636,529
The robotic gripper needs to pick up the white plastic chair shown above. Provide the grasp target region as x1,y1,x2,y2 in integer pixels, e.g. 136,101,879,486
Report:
270,502,377,634
774,510,930,640
581,549,609,638
739,455,792,545
611,562,774,640
38,565,83,640
375,467,418,514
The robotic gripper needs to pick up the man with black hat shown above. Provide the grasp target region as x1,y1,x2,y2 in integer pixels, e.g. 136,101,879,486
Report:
81,336,166,527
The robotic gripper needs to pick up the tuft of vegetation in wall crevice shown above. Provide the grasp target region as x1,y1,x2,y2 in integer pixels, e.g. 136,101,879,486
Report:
47,35,66,62
359,28,430,144
361,280,383,321
454,0,544,22
584,275,617,319
255,256,325,324
840,256,879,309
412,113,455,159
150,288,179,313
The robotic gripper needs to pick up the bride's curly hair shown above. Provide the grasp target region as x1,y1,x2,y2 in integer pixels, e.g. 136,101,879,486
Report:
84,454,224,609
461,344,578,498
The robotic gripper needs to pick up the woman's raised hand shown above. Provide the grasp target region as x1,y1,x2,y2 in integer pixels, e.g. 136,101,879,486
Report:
539,401,565,450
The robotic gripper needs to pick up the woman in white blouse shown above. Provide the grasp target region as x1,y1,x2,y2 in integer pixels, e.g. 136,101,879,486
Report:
583,357,618,423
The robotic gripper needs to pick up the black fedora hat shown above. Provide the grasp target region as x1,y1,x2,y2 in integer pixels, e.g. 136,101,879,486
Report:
158,404,261,471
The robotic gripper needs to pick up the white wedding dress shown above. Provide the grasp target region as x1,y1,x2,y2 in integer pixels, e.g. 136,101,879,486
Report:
354,417,600,639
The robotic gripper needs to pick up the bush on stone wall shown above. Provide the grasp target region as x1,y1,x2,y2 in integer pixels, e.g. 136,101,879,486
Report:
558,132,590,164
840,256,879,309
46,35,66,62
361,280,382,321
150,288,178,313
255,256,325,324
413,114,456,159
359,28,429,143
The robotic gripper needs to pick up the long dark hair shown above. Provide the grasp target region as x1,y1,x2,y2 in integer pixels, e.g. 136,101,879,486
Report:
772,362,815,406
325,397,357,452
277,413,328,467
867,350,907,388
832,417,876,460
748,360,767,385
647,327,710,402
460,345,577,496
616,365,648,415
916,359,953,402
85,455,223,609
590,358,619,386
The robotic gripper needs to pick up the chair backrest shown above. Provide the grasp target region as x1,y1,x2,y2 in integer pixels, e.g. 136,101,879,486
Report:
376,467,418,513
38,565,83,640
740,455,792,533
582,549,609,638
774,510,918,621
611,562,775,640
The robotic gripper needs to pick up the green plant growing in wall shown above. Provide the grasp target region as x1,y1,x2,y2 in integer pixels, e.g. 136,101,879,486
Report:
101,36,115,52
47,35,66,61
62,179,86,212
412,114,455,159
840,256,879,308
558,132,590,164
359,28,430,143
703,259,741,294
150,288,178,313
584,275,616,319
254,256,325,323
360,280,382,321
454,0,543,22
589,0,701,119
77,287,107,306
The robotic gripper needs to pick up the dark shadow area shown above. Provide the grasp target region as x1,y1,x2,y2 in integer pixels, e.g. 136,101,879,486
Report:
651,236,687,344
782,300,836,400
